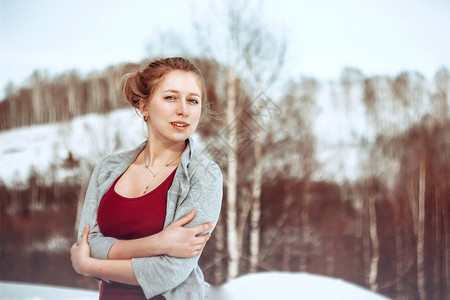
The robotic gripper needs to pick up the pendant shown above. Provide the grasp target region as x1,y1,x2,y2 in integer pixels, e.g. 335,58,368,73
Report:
143,185,150,195
142,175,156,195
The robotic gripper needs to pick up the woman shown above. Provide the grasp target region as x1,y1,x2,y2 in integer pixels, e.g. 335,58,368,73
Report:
70,57,223,299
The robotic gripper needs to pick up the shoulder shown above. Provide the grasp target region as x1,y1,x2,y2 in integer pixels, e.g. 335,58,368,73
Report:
103,141,146,166
93,141,146,181
189,150,223,182
100,141,145,166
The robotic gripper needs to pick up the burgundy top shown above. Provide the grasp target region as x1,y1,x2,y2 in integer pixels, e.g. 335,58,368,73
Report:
97,168,177,300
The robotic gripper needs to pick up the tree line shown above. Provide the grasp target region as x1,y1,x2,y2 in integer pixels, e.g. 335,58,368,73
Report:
0,63,139,131
1,58,449,299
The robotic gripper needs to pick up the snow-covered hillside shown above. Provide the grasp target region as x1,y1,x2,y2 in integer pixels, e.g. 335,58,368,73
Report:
0,109,144,187
0,75,435,187
0,272,390,300
0,102,366,188
0,108,212,188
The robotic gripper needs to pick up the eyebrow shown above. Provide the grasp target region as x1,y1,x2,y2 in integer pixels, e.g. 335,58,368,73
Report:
163,89,201,97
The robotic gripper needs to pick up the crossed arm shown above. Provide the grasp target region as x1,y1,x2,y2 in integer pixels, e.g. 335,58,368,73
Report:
70,209,213,285
70,156,223,298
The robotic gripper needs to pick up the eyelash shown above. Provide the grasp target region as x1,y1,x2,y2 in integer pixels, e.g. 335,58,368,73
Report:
165,96,199,104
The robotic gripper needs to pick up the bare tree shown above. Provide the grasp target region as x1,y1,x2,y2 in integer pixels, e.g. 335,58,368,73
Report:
31,71,44,125
264,77,318,272
431,67,449,122
193,0,286,280
392,73,429,299
64,71,81,119
225,62,240,280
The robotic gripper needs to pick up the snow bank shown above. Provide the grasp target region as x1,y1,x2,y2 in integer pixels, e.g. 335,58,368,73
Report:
1,272,390,300
0,282,98,300
213,272,390,300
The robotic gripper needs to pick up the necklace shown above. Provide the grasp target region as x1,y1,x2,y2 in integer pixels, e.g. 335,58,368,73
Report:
142,149,181,195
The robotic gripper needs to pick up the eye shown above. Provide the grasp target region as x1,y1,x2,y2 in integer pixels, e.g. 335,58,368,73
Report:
165,95,176,100
188,98,200,104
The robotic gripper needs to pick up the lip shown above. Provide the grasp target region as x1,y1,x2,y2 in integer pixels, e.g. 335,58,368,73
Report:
170,121,189,130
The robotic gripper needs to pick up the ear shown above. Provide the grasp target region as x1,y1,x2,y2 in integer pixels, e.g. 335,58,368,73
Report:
139,99,149,120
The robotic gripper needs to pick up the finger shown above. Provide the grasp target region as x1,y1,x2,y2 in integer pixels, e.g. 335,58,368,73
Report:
173,210,196,226
193,245,203,252
194,233,211,245
193,222,214,235
201,233,211,242
81,225,90,244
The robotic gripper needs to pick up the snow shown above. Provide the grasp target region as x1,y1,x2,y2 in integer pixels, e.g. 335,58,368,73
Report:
0,282,98,300
0,79,407,187
0,272,390,300
217,272,390,300
0,108,205,188
0,109,145,187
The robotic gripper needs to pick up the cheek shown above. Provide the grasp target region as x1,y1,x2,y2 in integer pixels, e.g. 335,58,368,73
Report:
149,102,170,117
192,108,202,123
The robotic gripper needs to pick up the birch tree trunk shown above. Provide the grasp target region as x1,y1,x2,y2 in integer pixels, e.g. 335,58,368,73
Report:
354,199,363,279
249,107,263,273
31,72,43,125
90,74,103,113
362,199,371,287
368,192,379,291
394,199,405,299
226,65,239,281
417,147,426,300
299,180,311,272
433,185,442,299
442,175,450,297
66,72,78,119
45,85,56,123
106,67,120,109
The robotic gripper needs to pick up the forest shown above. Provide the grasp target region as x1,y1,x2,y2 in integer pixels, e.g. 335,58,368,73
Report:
1,2,449,300
0,56,448,300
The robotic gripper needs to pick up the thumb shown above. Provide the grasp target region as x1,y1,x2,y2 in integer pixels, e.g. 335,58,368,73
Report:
174,210,196,227
82,225,90,244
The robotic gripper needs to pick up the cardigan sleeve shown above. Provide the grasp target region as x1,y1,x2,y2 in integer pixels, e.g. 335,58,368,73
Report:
131,161,223,299
77,157,118,260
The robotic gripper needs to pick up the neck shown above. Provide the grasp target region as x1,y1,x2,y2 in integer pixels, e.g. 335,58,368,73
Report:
143,138,186,167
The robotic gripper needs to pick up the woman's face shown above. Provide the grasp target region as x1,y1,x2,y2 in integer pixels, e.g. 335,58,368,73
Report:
141,70,203,144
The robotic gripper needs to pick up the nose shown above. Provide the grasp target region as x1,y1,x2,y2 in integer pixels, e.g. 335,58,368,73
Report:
176,100,188,116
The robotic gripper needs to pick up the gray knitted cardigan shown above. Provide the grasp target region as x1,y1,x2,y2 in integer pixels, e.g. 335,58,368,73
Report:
77,137,223,299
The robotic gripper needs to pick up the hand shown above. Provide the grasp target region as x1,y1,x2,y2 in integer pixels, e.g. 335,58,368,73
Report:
158,210,214,258
70,225,93,276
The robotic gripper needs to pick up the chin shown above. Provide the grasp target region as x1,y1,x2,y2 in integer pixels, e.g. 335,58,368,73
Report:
169,133,192,143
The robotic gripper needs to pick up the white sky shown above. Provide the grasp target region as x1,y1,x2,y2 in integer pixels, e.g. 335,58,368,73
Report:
1,0,449,98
